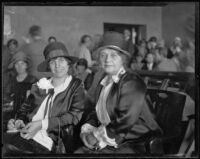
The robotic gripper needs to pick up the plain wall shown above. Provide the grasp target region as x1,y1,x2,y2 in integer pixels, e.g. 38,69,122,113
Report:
4,6,162,55
162,2,195,47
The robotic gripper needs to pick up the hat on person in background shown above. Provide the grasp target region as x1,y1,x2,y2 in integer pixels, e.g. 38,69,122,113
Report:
8,51,31,69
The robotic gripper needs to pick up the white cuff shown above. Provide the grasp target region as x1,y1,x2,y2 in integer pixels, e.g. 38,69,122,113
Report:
42,119,48,130
81,123,96,134
93,125,118,149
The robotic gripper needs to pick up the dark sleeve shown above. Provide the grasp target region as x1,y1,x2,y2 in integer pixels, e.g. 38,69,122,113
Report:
16,84,44,123
16,94,36,123
4,77,14,100
84,109,99,128
47,83,86,132
29,75,38,84
106,79,146,144
167,48,173,59
84,73,94,91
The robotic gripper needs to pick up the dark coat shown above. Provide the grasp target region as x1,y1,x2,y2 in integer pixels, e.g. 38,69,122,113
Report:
85,71,162,146
4,74,38,115
84,73,94,91
16,76,85,143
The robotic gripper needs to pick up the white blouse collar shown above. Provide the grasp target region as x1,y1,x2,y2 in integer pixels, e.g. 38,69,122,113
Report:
101,67,126,86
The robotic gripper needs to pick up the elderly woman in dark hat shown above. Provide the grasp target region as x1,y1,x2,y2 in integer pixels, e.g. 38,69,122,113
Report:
75,32,162,154
4,51,37,117
4,42,85,155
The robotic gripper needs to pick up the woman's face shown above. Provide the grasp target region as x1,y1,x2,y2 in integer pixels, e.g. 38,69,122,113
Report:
8,43,17,52
49,57,69,78
100,48,123,75
85,37,92,49
14,60,28,74
76,65,86,74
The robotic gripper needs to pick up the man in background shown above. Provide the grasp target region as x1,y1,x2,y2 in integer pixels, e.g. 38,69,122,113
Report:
20,25,51,79
123,29,136,64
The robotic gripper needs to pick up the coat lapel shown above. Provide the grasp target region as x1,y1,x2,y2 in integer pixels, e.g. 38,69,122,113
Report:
50,77,75,117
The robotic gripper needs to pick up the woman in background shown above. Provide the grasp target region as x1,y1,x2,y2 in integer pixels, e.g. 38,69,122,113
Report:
3,39,19,97
142,53,155,71
130,53,144,71
77,35,96,67
48,36,57,44
4,51,37,117
75,58,94,91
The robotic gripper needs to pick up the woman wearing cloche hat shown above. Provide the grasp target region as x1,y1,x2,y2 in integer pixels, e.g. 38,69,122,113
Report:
4,42,85,154
4,51,37,117
76,32,162,154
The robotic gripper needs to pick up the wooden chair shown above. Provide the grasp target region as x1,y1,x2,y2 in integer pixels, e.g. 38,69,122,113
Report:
145,88,186,155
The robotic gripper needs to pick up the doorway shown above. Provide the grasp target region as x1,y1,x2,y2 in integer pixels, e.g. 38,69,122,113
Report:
104,23,147,45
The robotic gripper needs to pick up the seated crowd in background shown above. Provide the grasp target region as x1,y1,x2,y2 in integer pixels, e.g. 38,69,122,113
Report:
2,24,195,156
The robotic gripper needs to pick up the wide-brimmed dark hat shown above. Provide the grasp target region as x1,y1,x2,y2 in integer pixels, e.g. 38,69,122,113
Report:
37,42,78,72
8,51,31,69
96,31,131,58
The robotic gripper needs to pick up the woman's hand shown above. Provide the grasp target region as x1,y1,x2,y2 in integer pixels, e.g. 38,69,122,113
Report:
15,120,25,129
7,119,25,130
20,120,42,140
7,119,16,130
80,132,99,150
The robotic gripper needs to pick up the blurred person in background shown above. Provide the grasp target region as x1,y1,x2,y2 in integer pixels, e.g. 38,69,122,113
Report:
123,29,136,60
147,36,157,54
178,40,195,72
168,37,183,59
48,36,57,44
77,35,96,68
130,53,144,71
6,39,19,55
142,53,155,71
3,39,19,75
4,51,37,117
136,39,148,59
20,25,51,79
75,58,94,91
153,47,180,72
3,39,19,99
157,39,168,56
91,34,103,62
